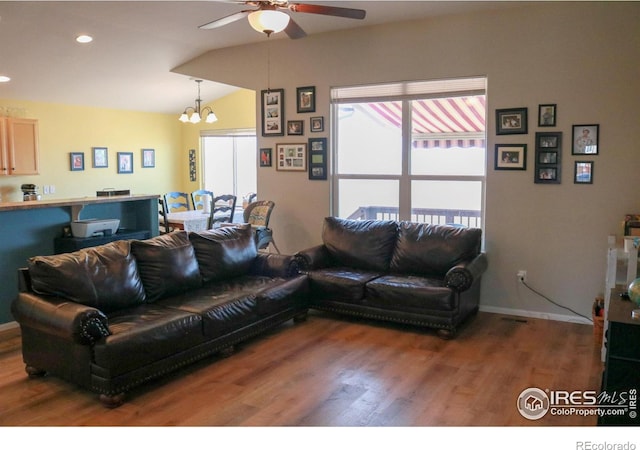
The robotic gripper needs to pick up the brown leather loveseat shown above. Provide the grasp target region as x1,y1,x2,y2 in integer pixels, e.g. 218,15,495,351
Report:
11,226,308,407
295,217,487,338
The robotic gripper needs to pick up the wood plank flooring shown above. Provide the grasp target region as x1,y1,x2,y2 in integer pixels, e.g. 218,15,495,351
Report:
0,310,603,427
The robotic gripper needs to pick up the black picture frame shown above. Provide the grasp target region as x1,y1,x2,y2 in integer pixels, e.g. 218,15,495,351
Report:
538,104,557,127
296,86,315,113
310,116,324,132
259,148,272,167
261,89,284,137
287,120,304,135
92,147,108,168
494,144,527,171
308,137,327,180
534,131,562,184
141,148,155,168
572,124,599,155
70,152,84,171
574,161,594,184
117,152,133,174
496,107,528,135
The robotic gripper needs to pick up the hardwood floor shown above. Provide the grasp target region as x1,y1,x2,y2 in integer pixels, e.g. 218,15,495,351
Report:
0,310,603,427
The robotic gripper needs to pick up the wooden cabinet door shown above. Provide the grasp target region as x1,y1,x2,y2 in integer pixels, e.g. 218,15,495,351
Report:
2,118,39,175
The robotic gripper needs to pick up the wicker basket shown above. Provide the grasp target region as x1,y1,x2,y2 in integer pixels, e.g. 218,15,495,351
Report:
593,297,604,345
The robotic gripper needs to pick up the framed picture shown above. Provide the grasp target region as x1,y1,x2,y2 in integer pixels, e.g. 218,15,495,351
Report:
572,124,599,155
261,88,284,137
117,152,133,174
574,161,594,184
259,148,272,167
141,148,155,168
287,120,304,135
308,137,327,180
494,144,527,170
297,86,315,113
92,147,108,168
496,107,528,135
310,116,324,132
276,143,307,171
70,152,84,171
189,149,196,181
538,104,557,127
534,131,562,184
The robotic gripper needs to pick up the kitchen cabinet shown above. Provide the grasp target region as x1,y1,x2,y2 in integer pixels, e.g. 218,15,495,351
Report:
0,117,39,175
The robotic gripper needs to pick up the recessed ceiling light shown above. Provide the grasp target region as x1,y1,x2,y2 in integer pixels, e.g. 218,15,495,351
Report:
0,75,10,83
76,35,93,44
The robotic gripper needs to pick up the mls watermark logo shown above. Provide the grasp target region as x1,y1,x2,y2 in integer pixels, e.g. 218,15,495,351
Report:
517,387,550,420
517,387,638,421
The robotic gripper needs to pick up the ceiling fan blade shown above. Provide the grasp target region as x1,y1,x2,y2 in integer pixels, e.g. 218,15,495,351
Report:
199,10,251,30
287,3,366,20
284,17,307,39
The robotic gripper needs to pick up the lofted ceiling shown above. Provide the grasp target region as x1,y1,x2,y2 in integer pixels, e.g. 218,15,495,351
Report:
0,1,525,115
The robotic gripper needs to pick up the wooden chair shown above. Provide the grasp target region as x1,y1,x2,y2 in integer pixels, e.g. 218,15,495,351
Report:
243,200,280,253
158,198,173,234
211,194,237,227
191,189,214,212
164,192,191,212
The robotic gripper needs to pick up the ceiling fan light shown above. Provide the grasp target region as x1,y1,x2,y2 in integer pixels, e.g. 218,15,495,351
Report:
248,10,290,34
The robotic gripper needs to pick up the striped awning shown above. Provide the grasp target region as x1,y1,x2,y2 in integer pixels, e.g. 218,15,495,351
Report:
355,96,486,149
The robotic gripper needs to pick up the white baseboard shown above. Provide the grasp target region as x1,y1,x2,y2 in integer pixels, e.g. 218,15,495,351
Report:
0,321,19,332
479,305,592,325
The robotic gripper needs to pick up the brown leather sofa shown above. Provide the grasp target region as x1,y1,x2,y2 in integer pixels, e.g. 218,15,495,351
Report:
295,217,488,338
11,226,308,407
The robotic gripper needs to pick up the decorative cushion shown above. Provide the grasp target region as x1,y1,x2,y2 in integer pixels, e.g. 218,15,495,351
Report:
28,240,146,313
390,222,481,277
130,231,202,302
189,225,257,283
322,217,397,272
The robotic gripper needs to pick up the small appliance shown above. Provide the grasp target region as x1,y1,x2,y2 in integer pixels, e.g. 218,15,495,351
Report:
21,184,41,201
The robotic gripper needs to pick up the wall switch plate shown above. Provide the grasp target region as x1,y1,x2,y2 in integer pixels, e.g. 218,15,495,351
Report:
43,185,50,195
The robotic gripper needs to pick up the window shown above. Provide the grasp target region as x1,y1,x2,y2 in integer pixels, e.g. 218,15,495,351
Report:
201,130,257,202
331,77,486,228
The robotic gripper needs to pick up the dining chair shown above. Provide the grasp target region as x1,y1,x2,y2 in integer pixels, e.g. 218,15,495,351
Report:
243,200,280,253
158,198,173,234
164,192,191,212
211,194,237,227
191,189,214,212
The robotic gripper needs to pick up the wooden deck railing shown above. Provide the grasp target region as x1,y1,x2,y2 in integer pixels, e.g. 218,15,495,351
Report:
346,206,482,227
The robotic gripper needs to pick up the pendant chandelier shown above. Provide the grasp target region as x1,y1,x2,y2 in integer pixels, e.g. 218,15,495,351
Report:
178,79,218,124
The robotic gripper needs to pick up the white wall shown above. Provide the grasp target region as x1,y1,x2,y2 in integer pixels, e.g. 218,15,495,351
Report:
174,2,640,321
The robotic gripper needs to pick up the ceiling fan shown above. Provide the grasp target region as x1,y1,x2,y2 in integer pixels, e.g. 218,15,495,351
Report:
199,1,367,39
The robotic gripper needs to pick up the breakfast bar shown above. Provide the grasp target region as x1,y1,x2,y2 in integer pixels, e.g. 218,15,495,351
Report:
0,194,158,327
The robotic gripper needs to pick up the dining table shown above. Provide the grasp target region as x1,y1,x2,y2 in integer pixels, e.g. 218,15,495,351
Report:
164,210,211,232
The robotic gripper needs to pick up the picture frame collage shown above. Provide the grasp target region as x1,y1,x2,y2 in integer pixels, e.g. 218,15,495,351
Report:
69,146,156,174
494,103,599,185
260,85,327,180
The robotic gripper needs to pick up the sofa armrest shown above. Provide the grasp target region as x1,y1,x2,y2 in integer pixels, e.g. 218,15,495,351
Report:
294,245,333,271
250,253,300,278
445,252,488,292
11,292,111,345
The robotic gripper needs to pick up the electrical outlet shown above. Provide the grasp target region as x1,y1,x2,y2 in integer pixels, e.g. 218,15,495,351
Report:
517,270,527,283
43,185,50,195
50,185,56,194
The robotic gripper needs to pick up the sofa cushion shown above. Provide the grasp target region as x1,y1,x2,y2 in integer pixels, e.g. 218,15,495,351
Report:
322,217,397,272
390,223,481,277
366,274,457,313
307,267,382,303
189,225,257,283
27,240,146,313
131,231,202,302
93,304,204,376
